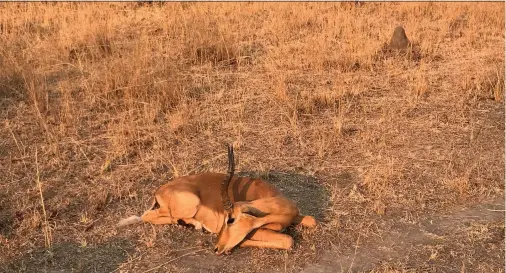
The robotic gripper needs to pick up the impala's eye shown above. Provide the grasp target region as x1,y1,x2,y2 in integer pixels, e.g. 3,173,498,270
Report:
227,218,235,225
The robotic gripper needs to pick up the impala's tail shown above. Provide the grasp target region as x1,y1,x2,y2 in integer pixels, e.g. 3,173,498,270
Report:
117,197,159,228
117,215,142,228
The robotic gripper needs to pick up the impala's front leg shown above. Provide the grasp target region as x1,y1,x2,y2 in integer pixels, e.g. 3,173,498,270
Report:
214,197,299,255
239,228,293,250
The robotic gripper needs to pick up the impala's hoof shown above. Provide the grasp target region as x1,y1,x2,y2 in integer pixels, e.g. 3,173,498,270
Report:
302,216,317,228
193,222,203,230
284,237,294,250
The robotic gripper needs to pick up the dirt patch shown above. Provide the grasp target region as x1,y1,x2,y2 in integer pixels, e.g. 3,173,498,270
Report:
302,196,505,273
1,238,135,273
0,209,14,237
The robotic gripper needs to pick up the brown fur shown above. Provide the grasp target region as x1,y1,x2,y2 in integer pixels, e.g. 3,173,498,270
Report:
117,172,316,253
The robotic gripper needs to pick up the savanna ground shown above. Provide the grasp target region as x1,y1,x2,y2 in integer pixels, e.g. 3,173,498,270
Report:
0,2,504,273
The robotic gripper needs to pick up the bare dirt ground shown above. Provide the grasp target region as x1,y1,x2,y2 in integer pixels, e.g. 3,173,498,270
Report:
0,3,504,273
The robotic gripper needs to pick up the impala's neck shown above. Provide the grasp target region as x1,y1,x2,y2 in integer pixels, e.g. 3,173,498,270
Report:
215,208,230,236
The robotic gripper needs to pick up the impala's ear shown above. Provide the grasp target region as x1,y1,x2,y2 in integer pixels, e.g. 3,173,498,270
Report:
241,206,268,218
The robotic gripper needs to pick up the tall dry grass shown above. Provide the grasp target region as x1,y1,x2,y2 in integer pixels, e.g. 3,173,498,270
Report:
0,3,504,270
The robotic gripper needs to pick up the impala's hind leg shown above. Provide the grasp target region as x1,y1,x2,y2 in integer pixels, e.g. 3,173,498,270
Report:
177,218,203,230
140,209,177,225
261,223,284,231
292,215,317,228
141,191,200,226
239,229,293,250
140,211,202,228
239,196,300,229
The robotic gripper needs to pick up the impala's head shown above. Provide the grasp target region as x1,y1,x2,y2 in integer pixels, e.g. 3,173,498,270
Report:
214,203,266,255
215,143,259,255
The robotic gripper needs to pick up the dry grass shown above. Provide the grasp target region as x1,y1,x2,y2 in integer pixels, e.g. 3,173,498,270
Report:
0,2,504,272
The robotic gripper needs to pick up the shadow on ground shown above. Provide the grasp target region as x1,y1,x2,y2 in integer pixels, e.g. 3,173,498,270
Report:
1,238,135,273
239,170,331,222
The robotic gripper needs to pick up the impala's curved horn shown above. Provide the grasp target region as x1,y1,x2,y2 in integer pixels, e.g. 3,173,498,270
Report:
221,144,235,210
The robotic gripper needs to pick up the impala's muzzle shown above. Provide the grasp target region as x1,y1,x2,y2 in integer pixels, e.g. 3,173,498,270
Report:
214,246,230,255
